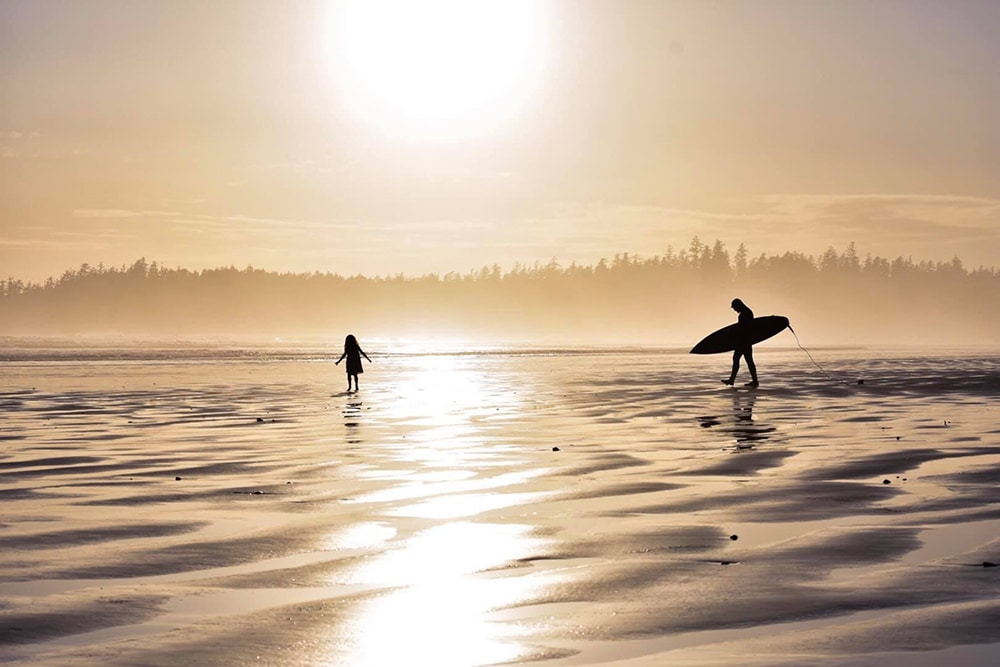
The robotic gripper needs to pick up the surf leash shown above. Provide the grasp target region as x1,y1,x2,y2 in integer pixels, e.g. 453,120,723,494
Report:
787,324,836,380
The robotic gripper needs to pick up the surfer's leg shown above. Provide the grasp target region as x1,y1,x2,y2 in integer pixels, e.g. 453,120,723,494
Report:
745,347,758,385
723,350,740,385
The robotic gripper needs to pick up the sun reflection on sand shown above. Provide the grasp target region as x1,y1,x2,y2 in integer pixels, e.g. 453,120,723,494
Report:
320,522,397,551
388,490,550,519
328,522,548,666
319,353,553,664
372,353,536,470
384,354,508,423
346,468,549,506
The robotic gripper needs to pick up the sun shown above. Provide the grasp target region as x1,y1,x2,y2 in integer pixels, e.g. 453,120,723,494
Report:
327,0,550,140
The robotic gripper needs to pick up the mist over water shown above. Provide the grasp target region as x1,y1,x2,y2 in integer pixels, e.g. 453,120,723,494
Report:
2,242,998,347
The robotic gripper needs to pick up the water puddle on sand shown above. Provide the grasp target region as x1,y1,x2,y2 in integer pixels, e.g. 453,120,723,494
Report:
550,606,1000,666
721,515,878,551
908,452,1000,479
829,642,1000,667
705,514,1000,583
901,518,1000,565
11,585,373,658
544,607,892,664
823,517,1000,584
0,547,369,598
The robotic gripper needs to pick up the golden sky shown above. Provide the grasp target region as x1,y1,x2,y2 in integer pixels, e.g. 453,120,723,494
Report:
2,0,999,282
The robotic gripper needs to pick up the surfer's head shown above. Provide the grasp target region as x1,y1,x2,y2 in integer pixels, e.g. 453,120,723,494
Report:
731,298,748,313
344,334,358,350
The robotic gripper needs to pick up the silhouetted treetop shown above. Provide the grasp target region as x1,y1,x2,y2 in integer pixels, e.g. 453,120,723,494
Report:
2,242,997,344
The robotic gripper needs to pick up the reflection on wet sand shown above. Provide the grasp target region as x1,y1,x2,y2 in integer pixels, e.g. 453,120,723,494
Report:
697,390,777,449
331,522,548,666
342,400,363,430
325,356,555,665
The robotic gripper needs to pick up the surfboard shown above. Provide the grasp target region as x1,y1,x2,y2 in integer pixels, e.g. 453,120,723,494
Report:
690,315,790,354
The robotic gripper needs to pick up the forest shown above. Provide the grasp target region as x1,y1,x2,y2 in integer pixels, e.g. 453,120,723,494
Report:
2,239,998,346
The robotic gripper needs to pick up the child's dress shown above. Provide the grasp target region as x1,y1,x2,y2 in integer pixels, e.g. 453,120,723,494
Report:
345,349,364,375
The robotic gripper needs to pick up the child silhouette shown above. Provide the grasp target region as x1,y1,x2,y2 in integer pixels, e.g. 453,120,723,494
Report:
335,334,371,392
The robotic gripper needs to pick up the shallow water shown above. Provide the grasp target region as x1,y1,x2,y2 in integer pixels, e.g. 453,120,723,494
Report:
2,345,999,665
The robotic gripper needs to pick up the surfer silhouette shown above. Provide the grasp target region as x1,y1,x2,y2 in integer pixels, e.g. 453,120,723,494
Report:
722,298,759,388
335,334,371,392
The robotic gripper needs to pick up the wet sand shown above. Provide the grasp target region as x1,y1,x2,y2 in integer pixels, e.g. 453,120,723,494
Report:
2,346,1000,665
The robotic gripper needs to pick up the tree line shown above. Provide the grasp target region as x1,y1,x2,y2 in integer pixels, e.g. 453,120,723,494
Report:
2,239,998,345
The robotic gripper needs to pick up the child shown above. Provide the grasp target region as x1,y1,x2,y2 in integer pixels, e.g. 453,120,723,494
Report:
335,334,371,392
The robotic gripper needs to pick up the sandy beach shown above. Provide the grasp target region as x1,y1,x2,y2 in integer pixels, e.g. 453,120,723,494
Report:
2,344,999,666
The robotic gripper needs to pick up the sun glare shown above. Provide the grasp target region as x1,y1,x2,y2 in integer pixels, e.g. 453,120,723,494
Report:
327,0,550,139
330,522,547,665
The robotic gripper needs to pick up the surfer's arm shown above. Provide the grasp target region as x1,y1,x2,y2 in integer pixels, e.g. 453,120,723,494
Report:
335,352,346,364
360,349,371,362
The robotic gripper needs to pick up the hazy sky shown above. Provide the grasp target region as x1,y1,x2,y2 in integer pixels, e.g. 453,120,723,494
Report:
2,0,999,282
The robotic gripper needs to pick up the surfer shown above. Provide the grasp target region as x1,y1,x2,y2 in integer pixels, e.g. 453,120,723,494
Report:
722,298,759,388
335,334,371,392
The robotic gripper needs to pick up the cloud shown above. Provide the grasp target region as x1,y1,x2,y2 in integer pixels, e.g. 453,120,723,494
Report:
0,235,111,250
72,209,179,218
1,130,29,158
494,194,1000,270
8,191,998,284
757,194,1000,246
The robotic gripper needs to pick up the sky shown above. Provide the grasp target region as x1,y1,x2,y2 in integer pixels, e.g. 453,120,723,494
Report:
2,0,999,283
